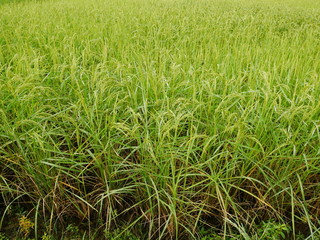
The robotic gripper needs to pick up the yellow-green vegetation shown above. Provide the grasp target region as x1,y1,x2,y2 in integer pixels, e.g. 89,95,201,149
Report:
0,0,320,239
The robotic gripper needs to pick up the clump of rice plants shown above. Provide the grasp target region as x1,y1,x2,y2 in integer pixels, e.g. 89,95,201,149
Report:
0,0,320,239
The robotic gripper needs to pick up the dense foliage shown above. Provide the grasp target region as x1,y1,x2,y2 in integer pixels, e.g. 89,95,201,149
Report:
0,0,320,238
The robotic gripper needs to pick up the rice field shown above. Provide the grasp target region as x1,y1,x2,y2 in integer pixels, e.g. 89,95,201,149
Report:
0,0,320,239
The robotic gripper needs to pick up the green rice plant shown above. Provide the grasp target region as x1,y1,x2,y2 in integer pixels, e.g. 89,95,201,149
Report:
0,0,320,239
